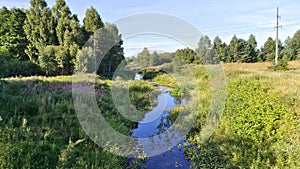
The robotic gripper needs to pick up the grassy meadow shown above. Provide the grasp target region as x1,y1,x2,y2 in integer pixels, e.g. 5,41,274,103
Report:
183,61,300,168
0,75,154,168
0,61,299,168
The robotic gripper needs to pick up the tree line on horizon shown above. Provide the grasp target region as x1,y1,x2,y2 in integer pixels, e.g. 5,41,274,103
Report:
130,31,300,67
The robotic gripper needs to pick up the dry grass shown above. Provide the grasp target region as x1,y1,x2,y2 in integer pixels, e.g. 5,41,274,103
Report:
223,60,300,74
222,60,300,113
223,61,271,72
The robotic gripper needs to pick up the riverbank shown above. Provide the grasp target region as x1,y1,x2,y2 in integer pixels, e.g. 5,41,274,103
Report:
136,61,300,168
0,61,299,168
0,75,154,168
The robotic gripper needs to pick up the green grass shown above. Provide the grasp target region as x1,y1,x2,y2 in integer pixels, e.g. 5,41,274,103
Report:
152,73,178,89
147,61,300,168
1,61,299,168
0,75,153,168
183,62,300,169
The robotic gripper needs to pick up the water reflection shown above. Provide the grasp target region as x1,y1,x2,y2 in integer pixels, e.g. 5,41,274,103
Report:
134,73,143,80
132,86,191,169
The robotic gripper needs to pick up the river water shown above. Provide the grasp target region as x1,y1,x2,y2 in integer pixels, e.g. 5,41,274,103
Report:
131,86,191,169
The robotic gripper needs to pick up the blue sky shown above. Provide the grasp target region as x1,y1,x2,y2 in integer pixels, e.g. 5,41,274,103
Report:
2,0,300,57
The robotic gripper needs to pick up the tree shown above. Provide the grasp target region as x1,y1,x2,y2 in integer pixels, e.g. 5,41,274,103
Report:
52,0,80,75
227,35,258,63
83,7,104,35
237,39,247,62
293,30,300,60
132,50,174,67
75,47,95,73
39,45,59,75
152,51,160,66
136,47,151,68
213,36,222,57
245,34,258,63
52,0,70,45
0,46,41,78
77,6,107,74
213,36,228,62
282,36,297,60
248,34,257,48
175,48,197,64
257,47,265,62
0,7,29,61
0,7,10,38
82,6,104,51
94,24,124,78
284,30,300,60
237,35,258,63
263,37,284,62
263,37,276,62
24,0,56,63
103,24,124,75
52,0,81,46
229,35,239,62
172,53,185,68
158,52,174,65
196,35,218,64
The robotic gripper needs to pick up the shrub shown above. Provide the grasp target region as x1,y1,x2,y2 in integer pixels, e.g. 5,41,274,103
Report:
0,49,42,78
186,76,299,168
268,59,289,71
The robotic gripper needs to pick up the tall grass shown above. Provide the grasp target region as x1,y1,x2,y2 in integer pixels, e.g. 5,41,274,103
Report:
184,62,300,169
1,60,299,168
0,75,151,168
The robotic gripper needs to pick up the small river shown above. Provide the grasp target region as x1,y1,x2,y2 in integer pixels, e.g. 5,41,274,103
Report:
131,86,191,169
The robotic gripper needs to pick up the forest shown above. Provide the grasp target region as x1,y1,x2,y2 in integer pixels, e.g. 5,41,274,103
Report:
0,0,300,168
0,0,123,78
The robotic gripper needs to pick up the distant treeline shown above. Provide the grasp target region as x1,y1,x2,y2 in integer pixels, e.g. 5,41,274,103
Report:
129,32,300,67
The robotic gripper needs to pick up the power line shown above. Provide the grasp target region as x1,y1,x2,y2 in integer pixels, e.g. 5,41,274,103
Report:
275,7,280,65
121,14,300,41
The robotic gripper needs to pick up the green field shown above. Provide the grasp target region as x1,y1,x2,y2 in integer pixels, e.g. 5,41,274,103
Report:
0,61,299,168
184,61,300,168
0,75,154,168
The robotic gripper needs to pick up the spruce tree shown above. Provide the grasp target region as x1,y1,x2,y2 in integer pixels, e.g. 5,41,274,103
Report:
229,35,239,62
23,0,55,63
83,7,104,35
52,0,80,74
0,7,28,60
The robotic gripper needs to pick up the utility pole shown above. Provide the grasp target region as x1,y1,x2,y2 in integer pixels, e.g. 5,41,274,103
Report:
275,7,280,65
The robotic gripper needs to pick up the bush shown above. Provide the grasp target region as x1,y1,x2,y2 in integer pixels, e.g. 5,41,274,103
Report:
268,59,289,71
0,49,42,78
140,68,166,80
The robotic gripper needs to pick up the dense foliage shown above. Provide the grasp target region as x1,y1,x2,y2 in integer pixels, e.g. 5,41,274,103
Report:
183,68,300,169
0,7,28,61
0,76,155,168
0,47,41,78
0,0,124,78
